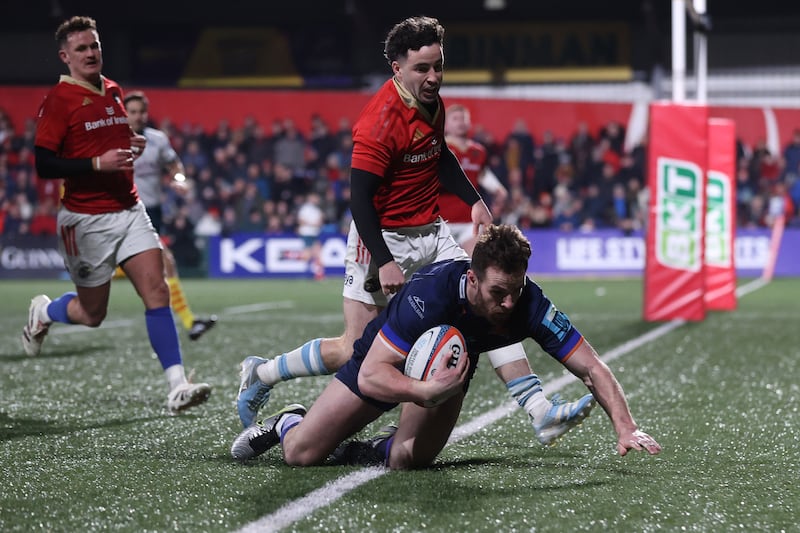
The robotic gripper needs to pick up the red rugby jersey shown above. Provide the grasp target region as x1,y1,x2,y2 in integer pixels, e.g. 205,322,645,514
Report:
35,75,138,214
351,78,444,229
438,138,487,223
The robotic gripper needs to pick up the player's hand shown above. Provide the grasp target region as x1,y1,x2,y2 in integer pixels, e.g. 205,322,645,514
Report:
97,148,136,171
169,178,191,195
130,133,147,160
378,261,405,296
616,429,662,456
425,349,469,405
470,199,493,236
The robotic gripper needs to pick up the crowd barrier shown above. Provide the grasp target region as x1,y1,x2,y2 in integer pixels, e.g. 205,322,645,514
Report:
3,228,793,280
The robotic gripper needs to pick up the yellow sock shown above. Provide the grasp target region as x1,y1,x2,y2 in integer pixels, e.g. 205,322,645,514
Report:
167,276,195,330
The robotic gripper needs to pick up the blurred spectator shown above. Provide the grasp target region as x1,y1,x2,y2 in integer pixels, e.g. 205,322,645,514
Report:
626,177,647,230
599,120,626,155
246,123,275,165
234,179,265,226
308,114,337,169
3,195,28,236
612,182,635,233
744,194,766,228
164,207,202,268
765,181,795,227
748,139,773,183
529,193,553,228
271,162,296,204
580,183,607,229
29,195,57,236
551,184,581,231
782,128,800,183
209,119,233,152
334,116,352,148
220,205,239,236
182,139,209,172
273,118,306,173
736,162,757,226
11,117,37,152
245,161,270,202
239,206,265,232
569,121,594,184
532,129,560,197
195,207,222,237
0,108,13,147
506,118,536,172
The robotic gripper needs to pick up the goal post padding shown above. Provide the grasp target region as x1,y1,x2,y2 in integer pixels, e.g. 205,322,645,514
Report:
704,118,737,311
643,102,708,322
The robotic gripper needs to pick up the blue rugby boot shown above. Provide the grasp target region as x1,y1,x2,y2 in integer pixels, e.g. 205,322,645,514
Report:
532,393,596,446
237,356,272,427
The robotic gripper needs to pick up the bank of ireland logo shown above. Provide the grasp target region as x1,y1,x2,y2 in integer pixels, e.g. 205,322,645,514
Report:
705,170,732,267
655,157,704,271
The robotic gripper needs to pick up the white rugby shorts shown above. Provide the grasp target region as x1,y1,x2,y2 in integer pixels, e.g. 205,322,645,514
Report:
342,218,468,307
57,201,162,287
446,222,474,246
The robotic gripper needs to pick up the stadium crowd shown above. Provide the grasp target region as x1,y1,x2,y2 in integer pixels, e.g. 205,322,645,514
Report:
1,105,799,269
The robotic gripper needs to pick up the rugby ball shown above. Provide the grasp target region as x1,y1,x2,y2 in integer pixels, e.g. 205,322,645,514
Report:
404,325,466,399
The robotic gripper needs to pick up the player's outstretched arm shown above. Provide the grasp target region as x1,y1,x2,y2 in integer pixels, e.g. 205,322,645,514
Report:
562,339,662,456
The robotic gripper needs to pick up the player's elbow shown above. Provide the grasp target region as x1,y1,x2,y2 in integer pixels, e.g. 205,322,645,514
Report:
357,368,381,399
357,362,397,402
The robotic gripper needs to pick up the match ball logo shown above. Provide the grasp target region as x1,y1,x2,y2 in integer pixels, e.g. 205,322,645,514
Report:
655,157,704,271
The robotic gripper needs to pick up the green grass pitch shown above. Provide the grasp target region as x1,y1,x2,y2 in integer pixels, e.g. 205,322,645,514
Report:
1,277,798,532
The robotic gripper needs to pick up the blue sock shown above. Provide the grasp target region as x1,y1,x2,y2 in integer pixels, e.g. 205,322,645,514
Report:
376,435,394,466
47,292,77,324
278,414,303,443
145,306,182,370
506,374,543,408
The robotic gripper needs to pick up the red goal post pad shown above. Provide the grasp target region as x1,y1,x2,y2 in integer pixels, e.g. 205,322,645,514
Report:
644,102,709,322
704,118,737,311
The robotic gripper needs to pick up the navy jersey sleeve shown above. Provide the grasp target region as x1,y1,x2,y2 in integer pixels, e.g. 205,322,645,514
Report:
523,280,585,362
377,261,467,359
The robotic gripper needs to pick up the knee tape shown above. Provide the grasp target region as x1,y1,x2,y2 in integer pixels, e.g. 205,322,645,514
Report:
486,343,527,368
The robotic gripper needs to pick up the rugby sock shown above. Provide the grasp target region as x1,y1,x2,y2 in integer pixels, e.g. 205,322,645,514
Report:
376,435,394,466
506,374,552,421
145,306,184,378
167,276,195,330
277,414,303,443
164,364,187,391
46,292,76,324
259,339,329,386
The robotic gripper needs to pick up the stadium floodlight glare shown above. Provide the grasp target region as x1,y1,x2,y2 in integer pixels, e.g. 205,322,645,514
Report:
484,0,506,10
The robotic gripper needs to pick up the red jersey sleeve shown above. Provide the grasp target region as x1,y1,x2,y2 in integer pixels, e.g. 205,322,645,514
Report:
351,92,404,177
35,91,70,153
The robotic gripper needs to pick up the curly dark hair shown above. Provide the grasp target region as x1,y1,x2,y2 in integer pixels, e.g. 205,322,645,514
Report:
55,16,97,47
471,225,531,280
383,16,444,64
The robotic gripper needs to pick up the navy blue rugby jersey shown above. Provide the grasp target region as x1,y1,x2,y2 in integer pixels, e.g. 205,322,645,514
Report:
352,259,585,366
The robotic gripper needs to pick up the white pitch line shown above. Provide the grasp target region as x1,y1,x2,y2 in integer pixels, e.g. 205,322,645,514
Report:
235,468,387,533
224,301,295,315
46,301,295,336
234,279,770,532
